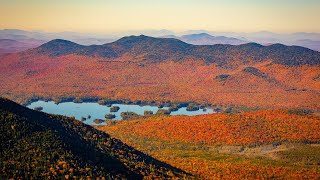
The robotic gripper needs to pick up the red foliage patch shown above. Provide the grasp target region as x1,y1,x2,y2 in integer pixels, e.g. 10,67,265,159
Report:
102,110,320,145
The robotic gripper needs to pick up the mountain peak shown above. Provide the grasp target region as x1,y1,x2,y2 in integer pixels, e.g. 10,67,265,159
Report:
240,42,264,48
267,43,287,48
111,34,189,48
188,33,212,37
181,33,212,39
178,33,248,45
40,39,80,47
36,39,83,56
114,35,156,43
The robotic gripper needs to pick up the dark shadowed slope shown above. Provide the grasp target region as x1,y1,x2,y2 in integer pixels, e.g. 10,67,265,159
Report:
28,35,320,66
0,98,189,179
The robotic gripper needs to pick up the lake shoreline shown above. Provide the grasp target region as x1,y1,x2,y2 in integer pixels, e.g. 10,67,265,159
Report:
22,96,216,110
27,100,217,125
21,96,268,115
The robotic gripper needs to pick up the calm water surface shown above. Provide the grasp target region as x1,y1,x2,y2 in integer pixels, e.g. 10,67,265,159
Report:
27,101,215,124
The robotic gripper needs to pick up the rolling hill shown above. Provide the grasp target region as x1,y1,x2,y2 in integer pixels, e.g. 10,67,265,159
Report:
0,97,189,179
0,35,319,110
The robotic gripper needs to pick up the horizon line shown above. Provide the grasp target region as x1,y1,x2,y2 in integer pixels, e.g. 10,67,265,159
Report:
1,28,320,35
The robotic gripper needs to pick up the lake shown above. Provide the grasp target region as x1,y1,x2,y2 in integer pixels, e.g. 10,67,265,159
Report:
27,101,215,124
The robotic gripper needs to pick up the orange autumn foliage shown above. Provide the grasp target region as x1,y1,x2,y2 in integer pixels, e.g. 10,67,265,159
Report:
0,53,319,110
101,110,320,145
161,157,320,179
99,110,320,179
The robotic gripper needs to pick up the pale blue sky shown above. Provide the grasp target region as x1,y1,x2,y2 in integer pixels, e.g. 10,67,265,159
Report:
1,0,319,33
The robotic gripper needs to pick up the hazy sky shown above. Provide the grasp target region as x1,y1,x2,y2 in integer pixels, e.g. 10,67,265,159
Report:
1,0,319,33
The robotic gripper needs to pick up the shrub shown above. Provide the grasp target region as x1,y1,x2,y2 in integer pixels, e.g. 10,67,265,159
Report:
93,119,105,124
215,74,230,81
156,109,171,115
168,107,179,112
105,114,116,119
144,111,154,116
287,109,313,116
121,112,142,120
73,98,83,103
33,106,43,111
110,106,120,112
186,104,199,111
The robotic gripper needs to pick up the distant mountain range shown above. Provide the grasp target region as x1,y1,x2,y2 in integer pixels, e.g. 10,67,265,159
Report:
33,35,320,66
0,29,115,47
161,33,248,45
179,30,320,51
1,29,319,55
0,29,117,55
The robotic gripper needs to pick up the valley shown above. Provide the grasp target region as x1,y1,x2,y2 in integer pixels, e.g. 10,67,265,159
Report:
1,36,319,111
1,34,319,179
2,1,320,179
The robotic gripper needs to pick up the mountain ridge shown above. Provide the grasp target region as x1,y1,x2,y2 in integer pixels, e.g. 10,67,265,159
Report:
27,35,320,66
2,29,319,51
169,33,249,45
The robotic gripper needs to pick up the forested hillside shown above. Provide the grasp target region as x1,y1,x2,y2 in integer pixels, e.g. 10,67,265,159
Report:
0,98,189,179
